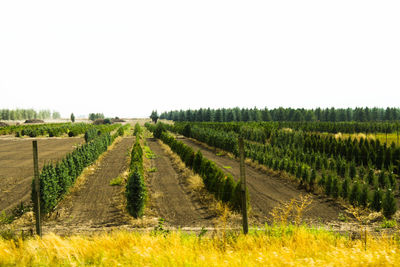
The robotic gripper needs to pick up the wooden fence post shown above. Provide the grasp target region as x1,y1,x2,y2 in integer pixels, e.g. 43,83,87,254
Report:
238,137,248,234
32,140,42,237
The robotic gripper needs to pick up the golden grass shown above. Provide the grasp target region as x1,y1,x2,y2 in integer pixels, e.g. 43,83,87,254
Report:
1,226,400,266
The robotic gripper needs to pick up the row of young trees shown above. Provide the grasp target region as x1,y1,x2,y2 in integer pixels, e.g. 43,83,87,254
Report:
31,126,125,215
175,121,400,138
160,107,400,123
146,123,245,211
126,125,147,218
0,109,60,121
0,123,120,138
168,122,398,217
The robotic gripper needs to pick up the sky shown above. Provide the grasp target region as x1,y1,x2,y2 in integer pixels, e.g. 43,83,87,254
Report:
0,1,399,118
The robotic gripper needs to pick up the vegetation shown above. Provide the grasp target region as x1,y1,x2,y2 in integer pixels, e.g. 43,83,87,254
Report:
88,113,105,121
160,106,400,122
31,125,125,215
1,226,400,266
125,126,147,218
145,123,245,211
150,110,159,123
0,108,57,121
70,113,75,123
163,121,400,216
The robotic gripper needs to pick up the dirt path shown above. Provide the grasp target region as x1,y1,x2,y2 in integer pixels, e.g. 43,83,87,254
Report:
0,137,84,212
43,137,135,233
178,137,346,224
147,138,215,228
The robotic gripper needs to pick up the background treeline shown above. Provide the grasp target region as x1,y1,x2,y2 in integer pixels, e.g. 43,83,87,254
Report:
146,122,245,211
125,124,147,218
160,107,400,123
0,109,60,120
32,125,125,215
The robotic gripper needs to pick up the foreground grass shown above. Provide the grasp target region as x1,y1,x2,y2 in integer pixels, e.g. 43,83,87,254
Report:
1,225,400,266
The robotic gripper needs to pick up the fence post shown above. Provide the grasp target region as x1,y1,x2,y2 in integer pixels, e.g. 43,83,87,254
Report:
238,137,248,234
32,140,42,237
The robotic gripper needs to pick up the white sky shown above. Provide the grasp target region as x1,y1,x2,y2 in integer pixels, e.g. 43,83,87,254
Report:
0,1,399,118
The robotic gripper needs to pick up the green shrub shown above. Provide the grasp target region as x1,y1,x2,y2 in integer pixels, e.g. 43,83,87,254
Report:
382,189,397,218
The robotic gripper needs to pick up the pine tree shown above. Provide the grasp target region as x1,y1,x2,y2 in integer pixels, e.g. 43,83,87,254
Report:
325,174,333,196
341,178,350,200
382,189,397,218
367,169,375,185
331,176,340,199
371,189,383,212
70,113,75,123
349,182,360,206
359,184,369,208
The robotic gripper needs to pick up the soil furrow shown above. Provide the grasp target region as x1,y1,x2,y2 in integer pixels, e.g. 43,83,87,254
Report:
147,138,214,228
44,137,135,231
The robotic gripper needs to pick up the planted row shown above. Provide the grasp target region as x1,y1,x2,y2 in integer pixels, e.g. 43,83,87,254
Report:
146,123,245,211
125,127,146,218
32,125,125,215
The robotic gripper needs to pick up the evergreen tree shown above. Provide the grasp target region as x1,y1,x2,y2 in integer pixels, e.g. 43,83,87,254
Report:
150,110,159,123
359,184,369,208
325,174,333,196
70,113,75,123
349,182,360,206
382,189,397,218
371,189,383,212
331,176,340,199
341,178,350,200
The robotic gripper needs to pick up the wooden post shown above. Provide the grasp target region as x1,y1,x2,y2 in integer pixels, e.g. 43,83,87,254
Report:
32,140,42,237
238,137,248,234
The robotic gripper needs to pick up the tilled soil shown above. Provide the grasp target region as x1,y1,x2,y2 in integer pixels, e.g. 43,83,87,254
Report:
178,137,347,224
44,137,135,233
0,137,84,212
147,138,215,228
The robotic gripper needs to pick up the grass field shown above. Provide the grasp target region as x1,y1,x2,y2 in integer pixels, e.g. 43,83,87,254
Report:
1,225,399,266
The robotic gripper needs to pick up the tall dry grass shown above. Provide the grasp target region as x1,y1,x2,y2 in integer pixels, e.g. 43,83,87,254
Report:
1,226,400,266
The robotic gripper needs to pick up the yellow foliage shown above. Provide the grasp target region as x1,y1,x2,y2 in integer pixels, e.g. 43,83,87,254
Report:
1,226,400,266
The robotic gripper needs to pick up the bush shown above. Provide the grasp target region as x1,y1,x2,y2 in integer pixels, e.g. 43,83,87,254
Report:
371,189,383,212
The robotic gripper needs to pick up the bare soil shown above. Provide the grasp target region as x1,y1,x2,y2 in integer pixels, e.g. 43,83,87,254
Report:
178,137,348,224
147,138,216,228
0,137,84,212
43,137,135,234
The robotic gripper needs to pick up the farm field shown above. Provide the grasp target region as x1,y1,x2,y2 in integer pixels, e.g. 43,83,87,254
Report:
177,136,344,224
0,137,84,213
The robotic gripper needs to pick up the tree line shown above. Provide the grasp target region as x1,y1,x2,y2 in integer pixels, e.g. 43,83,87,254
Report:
0,109,60,121
160,107,400,123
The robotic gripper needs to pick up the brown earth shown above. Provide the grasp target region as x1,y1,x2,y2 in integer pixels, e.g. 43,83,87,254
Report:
0,137,84,213
147,138,216,228
178,136,348,224
43,137,135,234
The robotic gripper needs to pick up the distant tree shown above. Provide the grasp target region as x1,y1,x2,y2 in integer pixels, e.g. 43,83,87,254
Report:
70,113,75,123
52,111,61,119
150,110,159,123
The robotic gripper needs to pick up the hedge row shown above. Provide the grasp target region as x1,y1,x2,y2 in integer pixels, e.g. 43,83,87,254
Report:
125,128,146,218
31,125,125,215
146,123,245,211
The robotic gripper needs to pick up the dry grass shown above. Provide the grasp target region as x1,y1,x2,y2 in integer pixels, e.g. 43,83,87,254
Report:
2,226,400,266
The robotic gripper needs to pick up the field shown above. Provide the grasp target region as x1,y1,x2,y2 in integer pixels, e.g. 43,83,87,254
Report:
1,118,400,265
0,137,84,213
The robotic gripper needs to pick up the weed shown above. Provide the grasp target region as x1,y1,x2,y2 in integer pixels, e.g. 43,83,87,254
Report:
380,218,397,228
110,176,123,186
148,167,157,173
